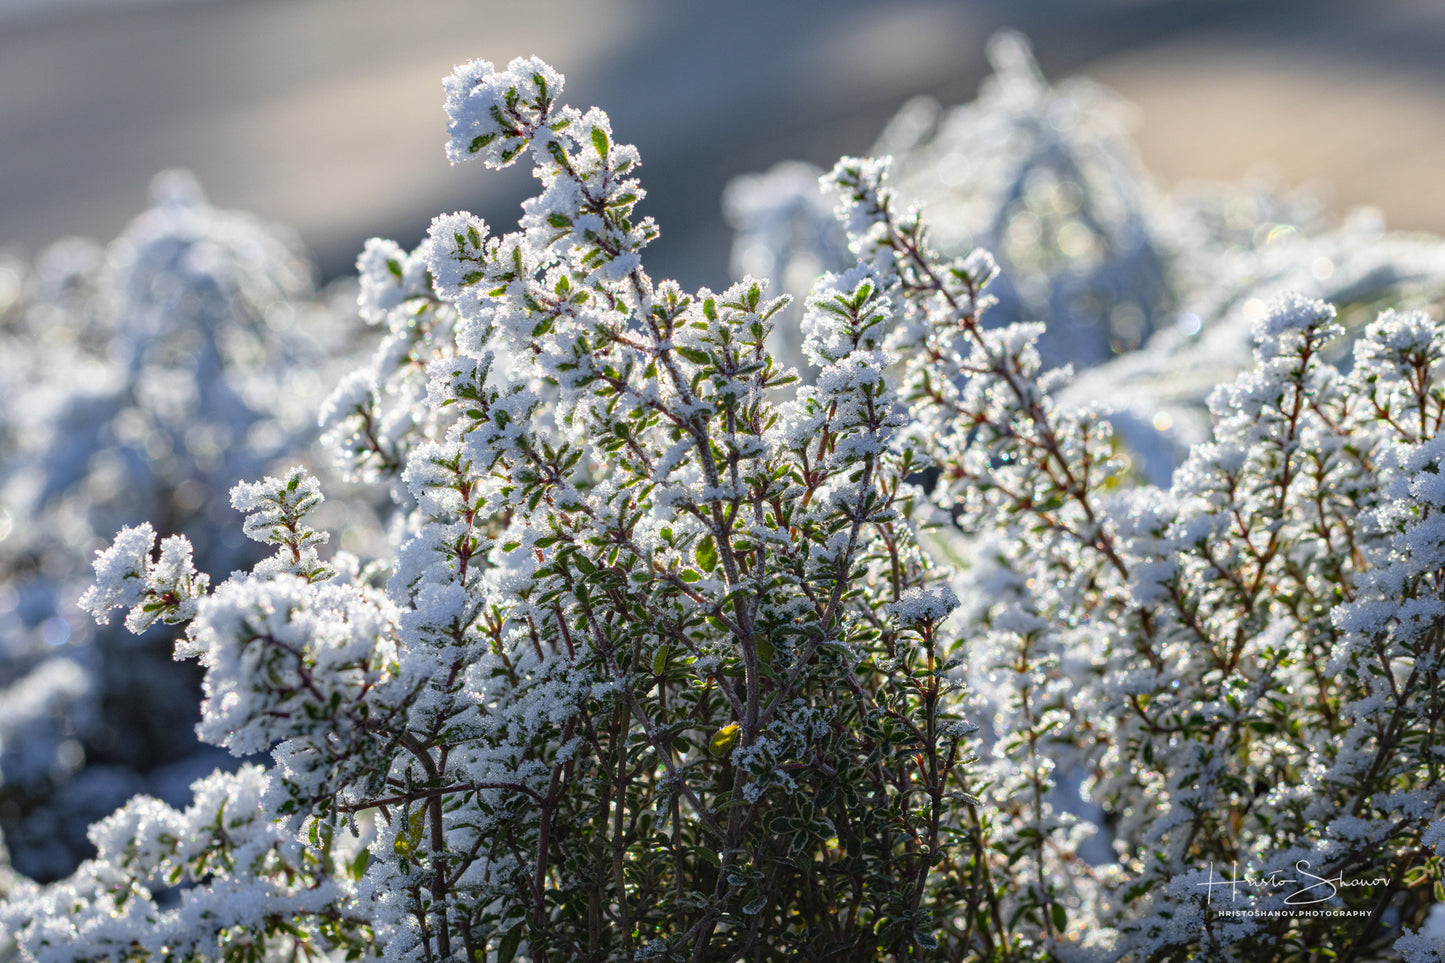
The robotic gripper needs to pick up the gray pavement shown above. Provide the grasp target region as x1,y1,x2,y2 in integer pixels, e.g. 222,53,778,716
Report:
2,0,1445,286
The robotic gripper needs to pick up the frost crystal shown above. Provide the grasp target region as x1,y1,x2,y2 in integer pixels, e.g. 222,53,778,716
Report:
891,586,961,626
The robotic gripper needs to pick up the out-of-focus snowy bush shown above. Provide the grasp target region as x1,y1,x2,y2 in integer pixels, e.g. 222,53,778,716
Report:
1063,209,1445,481
728,32,1445,485
0,172,367,882
726,32,1175,376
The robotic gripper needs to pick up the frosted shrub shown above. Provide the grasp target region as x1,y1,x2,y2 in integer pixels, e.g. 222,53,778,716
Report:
0,173,361,881
1063,210,1445,480
727,32,1174,375
731,33,1445,484
6,52,1445,963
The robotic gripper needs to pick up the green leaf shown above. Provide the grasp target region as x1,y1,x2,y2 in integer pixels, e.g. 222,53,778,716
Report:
755,636,774,664
709,724,740,757
1051,902,1067,932
697,535,718,574
1122,879,1155,902
591,125,610,157
496,921,525,963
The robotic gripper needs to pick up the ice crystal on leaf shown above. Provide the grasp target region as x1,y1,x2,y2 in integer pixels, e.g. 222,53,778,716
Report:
443,56,565,168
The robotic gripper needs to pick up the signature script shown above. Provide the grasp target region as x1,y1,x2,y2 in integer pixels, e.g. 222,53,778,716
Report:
1195,860,1387,907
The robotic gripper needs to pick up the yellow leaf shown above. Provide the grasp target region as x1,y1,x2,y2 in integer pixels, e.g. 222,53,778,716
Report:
394,808,427,856
709,723,741,757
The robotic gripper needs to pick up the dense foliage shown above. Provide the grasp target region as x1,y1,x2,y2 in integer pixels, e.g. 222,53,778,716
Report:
4,46,1445,963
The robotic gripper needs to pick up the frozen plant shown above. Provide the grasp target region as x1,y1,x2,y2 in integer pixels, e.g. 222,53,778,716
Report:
0,172,366,882
1062,208,1445,481
934,282,1445,959
5,50,1445,963
727,31,1172,375
4,56,978,963
730,32,1445,485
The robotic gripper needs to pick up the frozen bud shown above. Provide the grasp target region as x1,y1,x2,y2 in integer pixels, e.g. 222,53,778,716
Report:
891,585,961,626
79,523,158,623
444,55,564,168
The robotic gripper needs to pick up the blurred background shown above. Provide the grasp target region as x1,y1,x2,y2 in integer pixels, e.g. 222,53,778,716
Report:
3,0,1444,286
4,0,1445,887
